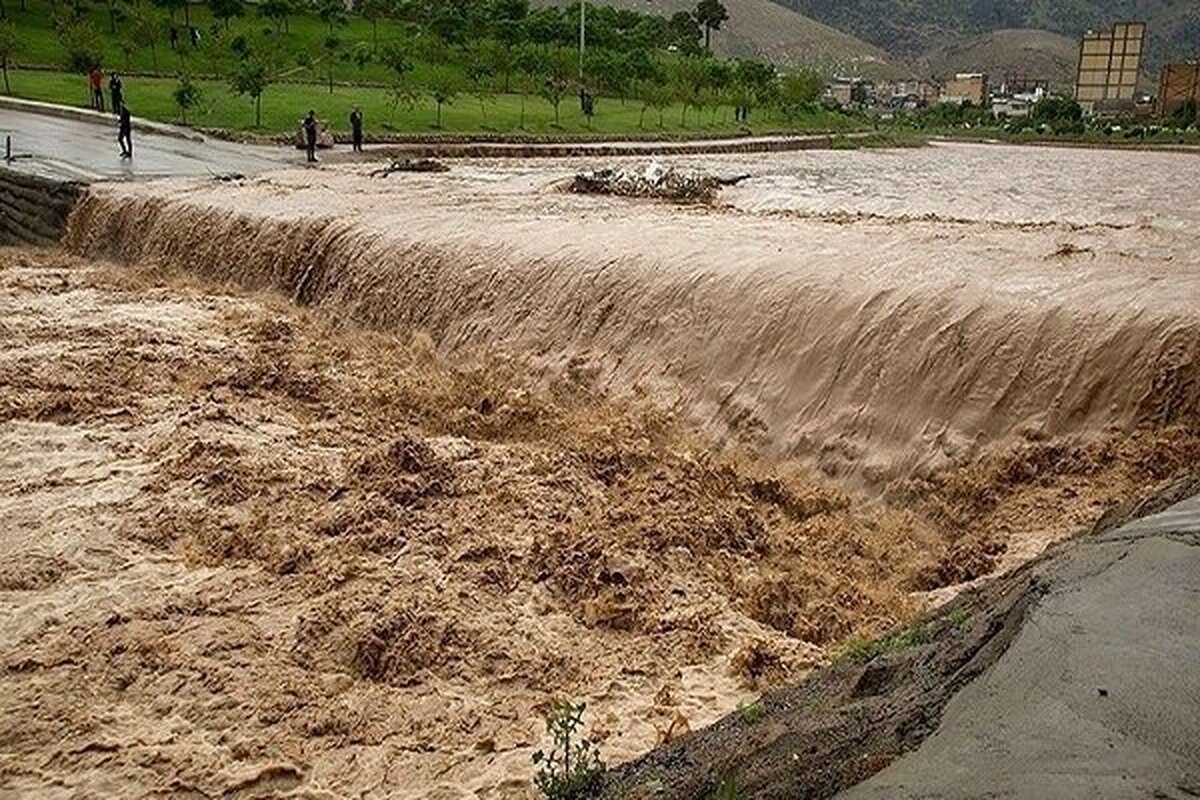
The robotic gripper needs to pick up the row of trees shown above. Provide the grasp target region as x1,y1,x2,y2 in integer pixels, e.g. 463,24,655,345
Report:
29,0,832,130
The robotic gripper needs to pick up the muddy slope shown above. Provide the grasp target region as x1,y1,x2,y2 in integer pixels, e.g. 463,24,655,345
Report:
598,480,1200,800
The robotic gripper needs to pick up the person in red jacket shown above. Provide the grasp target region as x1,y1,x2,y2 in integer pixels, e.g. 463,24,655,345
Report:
88,66,105,112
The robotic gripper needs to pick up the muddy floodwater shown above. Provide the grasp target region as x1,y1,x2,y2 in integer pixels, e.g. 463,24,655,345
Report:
2,142,1199,799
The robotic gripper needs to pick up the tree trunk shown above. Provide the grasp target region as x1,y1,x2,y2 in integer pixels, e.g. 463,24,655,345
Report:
184,1,190,27
639,105,645,128
255,94,261,127
3,64,9,95
328,64,333,93
704,25,710,51
372,19,377,53
519,94,525,128
150,43,158,70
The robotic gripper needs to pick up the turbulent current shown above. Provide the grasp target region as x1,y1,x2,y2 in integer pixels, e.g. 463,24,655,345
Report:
64,142,1200,486
4,141,1199,800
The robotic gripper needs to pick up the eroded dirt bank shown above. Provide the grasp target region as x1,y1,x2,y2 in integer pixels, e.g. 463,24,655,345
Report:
2,246,1197,799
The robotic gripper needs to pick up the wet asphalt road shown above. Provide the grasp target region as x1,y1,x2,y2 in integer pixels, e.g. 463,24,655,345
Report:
0,106,294,181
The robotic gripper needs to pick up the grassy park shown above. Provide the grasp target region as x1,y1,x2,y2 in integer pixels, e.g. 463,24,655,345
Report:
0,0,859,137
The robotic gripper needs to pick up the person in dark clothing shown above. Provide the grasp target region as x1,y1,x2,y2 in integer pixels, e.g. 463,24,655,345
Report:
118,105,133,159
169,26,179,50
189,26,200,47
349,106,363,152
88,66,105,111
109,73,123,116
303,110,319,163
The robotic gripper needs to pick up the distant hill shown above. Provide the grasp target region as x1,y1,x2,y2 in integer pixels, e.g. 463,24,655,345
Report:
917,29,1080,91
538,0,914,78
772,0,1200,75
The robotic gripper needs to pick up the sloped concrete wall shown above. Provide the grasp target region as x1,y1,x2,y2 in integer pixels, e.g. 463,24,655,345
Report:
0,168,86,246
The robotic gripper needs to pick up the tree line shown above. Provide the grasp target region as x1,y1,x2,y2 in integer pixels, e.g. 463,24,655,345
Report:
18,0,828,130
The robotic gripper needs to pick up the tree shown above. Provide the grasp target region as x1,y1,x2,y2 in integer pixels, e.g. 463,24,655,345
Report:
636,72,671,128
125,0,165,69
0,21,19,94
209,0,242,29
465,39,501,125
667,10,701,55
311,0,345,35
512,43,541,129
58,19,103,74
490,0,527,52
172,72,201,122
102,0,126,34
1029,95,1082,134
320,34,341,92
258,0,291,35
539,46,575,127
694,0,727,51
426,65,458,128
775,70,821,122
380,37,417,124
733,57,775,118
358,0,387,53
670,57,707,126
230,51,272,127
350,40,371,76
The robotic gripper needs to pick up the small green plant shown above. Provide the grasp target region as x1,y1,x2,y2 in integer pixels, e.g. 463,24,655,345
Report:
833,622,930,666
736,699,765,724
712,772,742,800
532,701,604,800
947,606,972,631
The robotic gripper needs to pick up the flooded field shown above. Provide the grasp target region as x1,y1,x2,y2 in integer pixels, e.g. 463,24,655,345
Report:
2,142,1199,798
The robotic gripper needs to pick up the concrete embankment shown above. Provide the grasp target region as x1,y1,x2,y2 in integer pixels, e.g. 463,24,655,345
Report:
0,168,85,246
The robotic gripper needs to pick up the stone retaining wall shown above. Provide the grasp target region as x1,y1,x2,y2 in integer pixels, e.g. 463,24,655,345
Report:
0,168,86,246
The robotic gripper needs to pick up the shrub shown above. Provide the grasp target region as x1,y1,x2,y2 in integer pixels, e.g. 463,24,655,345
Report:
532,701,604,800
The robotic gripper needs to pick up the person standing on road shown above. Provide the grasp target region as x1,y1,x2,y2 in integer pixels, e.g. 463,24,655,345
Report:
88,66,105,111
109,73,124,116
349,106,364,152
117,104,133,159
303,110,319,163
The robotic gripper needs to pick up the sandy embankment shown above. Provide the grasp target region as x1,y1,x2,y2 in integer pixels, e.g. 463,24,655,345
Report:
2,145,1199,798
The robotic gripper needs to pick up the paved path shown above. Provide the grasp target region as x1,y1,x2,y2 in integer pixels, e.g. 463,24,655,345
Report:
840,493,1200,800
0,106,294,182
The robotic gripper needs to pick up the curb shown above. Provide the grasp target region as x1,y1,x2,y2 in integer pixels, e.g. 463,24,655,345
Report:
0,96,205,143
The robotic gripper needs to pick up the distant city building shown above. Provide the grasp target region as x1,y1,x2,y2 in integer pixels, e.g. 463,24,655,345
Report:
824,77,872,108
997,76,1050,96
1157,61,1200,118
940,73,988,106
1075,21,1146,114
991,76,1048,118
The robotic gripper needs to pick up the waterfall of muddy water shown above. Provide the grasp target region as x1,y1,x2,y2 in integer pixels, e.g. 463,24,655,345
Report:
65,143,1200,487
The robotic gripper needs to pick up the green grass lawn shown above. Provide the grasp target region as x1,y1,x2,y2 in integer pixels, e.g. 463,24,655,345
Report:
8,67,858,136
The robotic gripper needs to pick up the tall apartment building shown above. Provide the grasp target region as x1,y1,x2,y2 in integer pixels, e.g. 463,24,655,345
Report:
1075,21,1146,113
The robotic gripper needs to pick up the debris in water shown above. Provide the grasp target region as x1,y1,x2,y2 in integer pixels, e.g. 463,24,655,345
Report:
369,158,451,178
567,162,749,204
